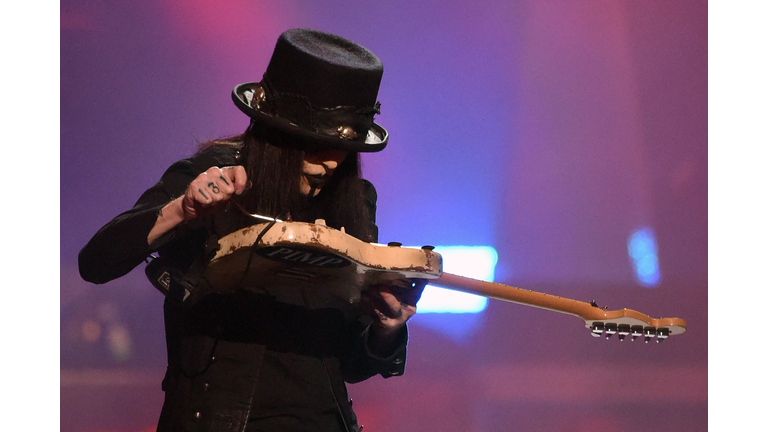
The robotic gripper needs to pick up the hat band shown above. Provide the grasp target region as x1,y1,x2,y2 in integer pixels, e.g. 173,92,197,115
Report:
249,76,381,142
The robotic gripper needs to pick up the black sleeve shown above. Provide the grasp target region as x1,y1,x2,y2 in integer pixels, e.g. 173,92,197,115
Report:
78,146,239,284
342,315,409,383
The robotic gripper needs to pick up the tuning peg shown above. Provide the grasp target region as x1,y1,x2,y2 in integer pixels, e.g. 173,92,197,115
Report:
656,328,670,343
590,322,604,337
617,324,631,341
604,323,618,339
630,326,644,341
643,327,656,343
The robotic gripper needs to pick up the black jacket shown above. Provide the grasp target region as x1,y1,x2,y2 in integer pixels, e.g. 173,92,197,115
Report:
79,145,408,432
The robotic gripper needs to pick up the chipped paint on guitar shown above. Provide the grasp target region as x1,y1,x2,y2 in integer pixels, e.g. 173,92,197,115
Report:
199,219,443,310
199,220,687,341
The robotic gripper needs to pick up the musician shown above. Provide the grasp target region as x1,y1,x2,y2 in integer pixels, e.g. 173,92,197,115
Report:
79,29,424,432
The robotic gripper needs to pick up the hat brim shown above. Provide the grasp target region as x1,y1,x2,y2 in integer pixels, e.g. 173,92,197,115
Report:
232,83,388,153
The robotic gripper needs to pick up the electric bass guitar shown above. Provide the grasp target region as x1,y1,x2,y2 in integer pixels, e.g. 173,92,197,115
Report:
185,219,687,343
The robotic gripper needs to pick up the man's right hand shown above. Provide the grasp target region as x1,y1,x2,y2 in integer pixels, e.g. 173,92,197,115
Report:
147,165,248,245
180,165,248,220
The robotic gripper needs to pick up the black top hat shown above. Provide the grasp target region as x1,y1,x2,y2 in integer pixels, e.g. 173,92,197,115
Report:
233,29,388,152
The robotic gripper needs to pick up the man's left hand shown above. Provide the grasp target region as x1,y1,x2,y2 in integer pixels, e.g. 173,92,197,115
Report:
362,279,427,337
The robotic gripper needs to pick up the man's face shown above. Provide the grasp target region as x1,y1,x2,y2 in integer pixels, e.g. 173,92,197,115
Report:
300,147,349,196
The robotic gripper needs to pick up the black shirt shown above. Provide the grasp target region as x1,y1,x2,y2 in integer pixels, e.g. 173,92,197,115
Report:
79,145,408,432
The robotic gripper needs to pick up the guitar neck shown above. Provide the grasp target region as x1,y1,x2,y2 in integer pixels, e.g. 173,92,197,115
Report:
431,272,600,320
430,273,687,339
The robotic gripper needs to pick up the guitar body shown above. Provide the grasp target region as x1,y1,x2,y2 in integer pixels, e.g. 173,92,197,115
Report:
199,220,687,341
199,219,443,309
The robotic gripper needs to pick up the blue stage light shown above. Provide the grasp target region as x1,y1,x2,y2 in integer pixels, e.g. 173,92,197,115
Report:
417,246,497,313
628,227,662,287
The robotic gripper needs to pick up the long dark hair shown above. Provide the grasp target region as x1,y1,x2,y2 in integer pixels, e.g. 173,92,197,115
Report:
197,122,376,242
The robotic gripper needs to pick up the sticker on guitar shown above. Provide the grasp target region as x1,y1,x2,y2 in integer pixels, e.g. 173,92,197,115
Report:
257,246,352,268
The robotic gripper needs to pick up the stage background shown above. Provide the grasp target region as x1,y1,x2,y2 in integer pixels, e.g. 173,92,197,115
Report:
61,1,707,431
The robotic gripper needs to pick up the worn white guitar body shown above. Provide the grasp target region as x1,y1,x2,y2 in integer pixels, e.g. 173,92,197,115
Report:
199,219,442,310
200,220,687,342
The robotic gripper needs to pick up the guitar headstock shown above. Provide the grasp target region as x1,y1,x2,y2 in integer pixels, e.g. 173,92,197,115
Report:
583,306,687,343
